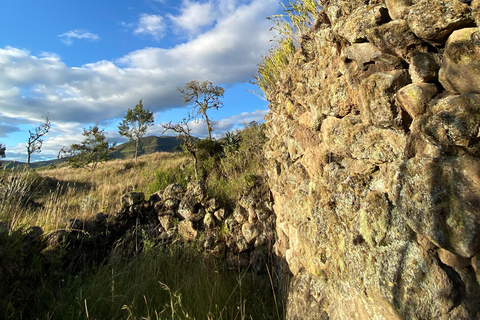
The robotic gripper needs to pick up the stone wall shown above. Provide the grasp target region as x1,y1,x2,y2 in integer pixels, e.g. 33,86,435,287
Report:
264,0,480,318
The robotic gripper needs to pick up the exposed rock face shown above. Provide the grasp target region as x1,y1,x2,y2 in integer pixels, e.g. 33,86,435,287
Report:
264,0,480,319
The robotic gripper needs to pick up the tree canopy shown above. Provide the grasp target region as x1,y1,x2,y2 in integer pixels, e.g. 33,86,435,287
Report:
179,81,224,141
118,99,154,162
67,124,116,171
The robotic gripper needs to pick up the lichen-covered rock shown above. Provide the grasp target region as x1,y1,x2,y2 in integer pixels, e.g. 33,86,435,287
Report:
396,156,480,258
120,192,145,207
367,19,422,59
264,0,480,318
358,70,410,127
396,83,438,119
385,0,412,21
408,50,441,83
178,220,197,241
423,94,480,149
335,4,390,44
242,222,260,244
439,27,480,94
438,248,471,269
407,0,474,42
162,183,185,201
203,212,216,230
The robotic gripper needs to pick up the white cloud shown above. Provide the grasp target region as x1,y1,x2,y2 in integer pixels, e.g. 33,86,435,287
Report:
168,0,216,35
134,14,166,40
0,0,280,161
58,30,100,46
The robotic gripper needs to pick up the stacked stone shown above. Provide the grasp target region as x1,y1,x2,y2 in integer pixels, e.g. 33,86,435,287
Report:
263,0,480,319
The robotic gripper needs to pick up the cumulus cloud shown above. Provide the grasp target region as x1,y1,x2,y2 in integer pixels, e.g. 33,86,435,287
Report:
134,14,166,40
168,0,216,35
58,30,100,46
0,0,279,161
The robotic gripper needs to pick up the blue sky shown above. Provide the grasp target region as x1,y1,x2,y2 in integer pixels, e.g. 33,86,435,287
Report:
0,0,281,162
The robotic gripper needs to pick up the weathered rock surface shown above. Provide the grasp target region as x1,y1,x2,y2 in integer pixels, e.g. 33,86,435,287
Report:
264,0,480,319
439,27,480,94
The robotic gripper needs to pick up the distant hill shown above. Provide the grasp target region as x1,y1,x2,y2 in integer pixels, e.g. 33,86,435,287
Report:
110,136,182,159
0,135,182,170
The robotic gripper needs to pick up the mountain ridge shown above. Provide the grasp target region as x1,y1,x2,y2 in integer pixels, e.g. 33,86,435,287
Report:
0,135,182,169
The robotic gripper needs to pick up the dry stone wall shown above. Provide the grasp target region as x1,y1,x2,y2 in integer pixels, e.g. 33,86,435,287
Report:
264,0,480,319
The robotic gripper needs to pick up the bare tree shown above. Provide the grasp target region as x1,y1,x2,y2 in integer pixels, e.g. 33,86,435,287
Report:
26,115,51,168
162,115,199,180
179,80,224,141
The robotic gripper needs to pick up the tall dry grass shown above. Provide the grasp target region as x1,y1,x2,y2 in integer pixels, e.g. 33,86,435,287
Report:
0,152,189,231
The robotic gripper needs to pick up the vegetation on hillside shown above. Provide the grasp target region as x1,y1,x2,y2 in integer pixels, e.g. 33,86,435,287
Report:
0,122,278,319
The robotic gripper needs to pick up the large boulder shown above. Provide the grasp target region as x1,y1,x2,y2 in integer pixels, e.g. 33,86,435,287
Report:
407,0,474,42
439,27,480,94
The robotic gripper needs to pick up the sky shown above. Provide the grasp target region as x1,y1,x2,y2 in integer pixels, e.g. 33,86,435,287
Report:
0,0,282,162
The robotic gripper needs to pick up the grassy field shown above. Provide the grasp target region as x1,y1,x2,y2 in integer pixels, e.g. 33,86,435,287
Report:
0,124,286,319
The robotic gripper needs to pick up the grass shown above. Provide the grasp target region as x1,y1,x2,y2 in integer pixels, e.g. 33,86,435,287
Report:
0,124,284,319
41,244,279,320
31,244,271,319
256,0,320,95
0,152,189,232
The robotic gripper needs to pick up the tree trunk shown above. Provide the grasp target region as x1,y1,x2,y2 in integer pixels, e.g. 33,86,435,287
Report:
134,139,139,162
192,152,199,180
26,151,31,169
204,112,212,140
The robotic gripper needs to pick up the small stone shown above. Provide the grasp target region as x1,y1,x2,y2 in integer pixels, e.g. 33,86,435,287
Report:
214,208,226,221
178,198,196,221
345,43,383,66
396,83,438,119
366,20,422,59
247,207,257,223
185,181,206,203
438,248,470,269
407,0,474,42
204,212,216,230
149,193,161,203
206,198,220,213
359,70,411,127
408,51,441,83
162,184,185,201
385,0,412,20
159,215,175,231
178,220,197,241
233,204,248,224
335,4,390,44
425,94,480,147
67,218,84,230
163,199,178,210
242,222,260,244
121,192,145,207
